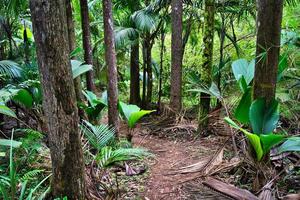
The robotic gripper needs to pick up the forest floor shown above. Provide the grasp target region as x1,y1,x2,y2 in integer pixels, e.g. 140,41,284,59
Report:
118,113,237,200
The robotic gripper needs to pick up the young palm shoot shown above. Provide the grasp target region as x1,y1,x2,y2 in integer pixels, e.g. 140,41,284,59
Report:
118,101,155,141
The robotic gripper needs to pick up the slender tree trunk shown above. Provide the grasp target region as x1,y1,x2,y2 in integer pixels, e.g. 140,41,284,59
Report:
198,0,215,133
216,14,226,108
129,38,141,105
157,29,165,111
253,0,283,104
182,16,193,57
66,0,86,119
30,0,85,198
170,0,183,113
146,40,153,108
80,0,95,91
142,41,147,108
103,0,119,134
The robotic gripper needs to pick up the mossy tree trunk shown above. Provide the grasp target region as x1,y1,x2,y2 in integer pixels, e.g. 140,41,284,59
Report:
253,0,283,104
170,0,183,113
198,0,215,133
103,0,119,134
30,0,86,198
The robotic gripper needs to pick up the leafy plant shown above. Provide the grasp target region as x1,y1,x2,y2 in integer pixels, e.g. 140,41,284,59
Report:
71,59,93,79
0,131,51,200
80,90,107,121
118,101,154,128
225,98,300,161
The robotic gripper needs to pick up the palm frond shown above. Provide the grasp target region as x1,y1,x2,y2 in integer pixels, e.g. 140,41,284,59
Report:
114,27,139,49
0,60,22,79
80,120,115,150
96,146,151,168
131,9,157,33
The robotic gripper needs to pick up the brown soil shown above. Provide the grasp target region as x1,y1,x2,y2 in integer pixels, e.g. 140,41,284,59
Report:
132,130,230,200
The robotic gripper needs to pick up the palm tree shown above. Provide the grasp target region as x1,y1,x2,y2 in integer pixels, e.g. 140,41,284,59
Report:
80,0,96,91
170,0,183,113
103,0,119,134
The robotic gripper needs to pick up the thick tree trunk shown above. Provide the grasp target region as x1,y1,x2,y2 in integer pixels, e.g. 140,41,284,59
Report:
141,41,147,109
103,0,119,134
253,0,283,104
80,0,95,91
66,0,86,119
170,0,183,113
29,0,85,198
129,39,141,105
198,0,215,133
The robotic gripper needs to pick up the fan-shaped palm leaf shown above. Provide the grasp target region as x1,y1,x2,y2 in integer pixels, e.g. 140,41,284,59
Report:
0,60,22,79
131,9,157,33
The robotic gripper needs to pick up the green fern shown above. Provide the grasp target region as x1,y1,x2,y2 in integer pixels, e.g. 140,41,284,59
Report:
96,146,151,168
80,120,115,150
21,169,44,182
0,60,22,79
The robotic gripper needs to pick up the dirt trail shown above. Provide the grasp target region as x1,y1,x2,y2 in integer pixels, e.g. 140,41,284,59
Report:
133,133,227,200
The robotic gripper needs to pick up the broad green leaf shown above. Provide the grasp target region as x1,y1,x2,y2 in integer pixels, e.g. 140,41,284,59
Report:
0,139,22,148
128,110,155,128
278,137,300,153
234,88,252,123
188,83,221,100
118,101,140,121
72,62,93,79
232,59,255,85
245,132,264,161
249,98,279,134
0,105,17,118
224,117,263,160
260,134,285,154
13,89,33,108
277,55,288,82
238,76,248,93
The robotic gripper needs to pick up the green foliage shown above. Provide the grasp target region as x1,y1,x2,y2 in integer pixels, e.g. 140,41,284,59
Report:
96,146,151,168
279,137,300,153
0,104,16,118
71,59,93,79
81,120,115,150
81,90,107,121
118,101,155,128
234,88,251,123
0,60,22,79
231,59,255,85
249,98,280,134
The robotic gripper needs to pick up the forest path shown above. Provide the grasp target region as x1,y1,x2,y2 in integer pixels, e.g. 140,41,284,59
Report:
132,131,227,200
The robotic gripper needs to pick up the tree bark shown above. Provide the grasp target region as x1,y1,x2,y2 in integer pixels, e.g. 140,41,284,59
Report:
170,0,183,113
103,0,119,134
253,0,283,104
80,0,95,91
146,40,153,108
129,39,141,105
198,0,215,133
157,29,165,111
66,0,86,119
29,0,85,198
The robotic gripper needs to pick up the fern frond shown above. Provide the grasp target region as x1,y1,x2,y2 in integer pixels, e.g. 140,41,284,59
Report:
80,120,115,150
21,169,44,181
96,146,151,168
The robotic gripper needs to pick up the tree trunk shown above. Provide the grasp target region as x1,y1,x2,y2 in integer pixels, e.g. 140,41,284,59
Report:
141,41,147,109
103,0,119,134
29,0,85,198
170,0,183,113
198,0,215,133
146,40,153,108
253,0,283,104
80,0,95,91
129,39,141,105
66,0,86,119
157,29,165,111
